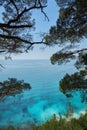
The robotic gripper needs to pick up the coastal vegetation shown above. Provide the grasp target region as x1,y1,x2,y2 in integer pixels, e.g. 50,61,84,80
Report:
33,112,87,130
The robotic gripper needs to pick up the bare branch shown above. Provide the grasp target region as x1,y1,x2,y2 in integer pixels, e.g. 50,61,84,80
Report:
65,48,87,57
38,0,49,21
8,4,47,25
9,0,19,14
0,34,32,44
0,0,48,54
0,23,33,28
0,34,47,45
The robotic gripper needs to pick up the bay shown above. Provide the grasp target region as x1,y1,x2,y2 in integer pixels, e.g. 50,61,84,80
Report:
0,60,86,128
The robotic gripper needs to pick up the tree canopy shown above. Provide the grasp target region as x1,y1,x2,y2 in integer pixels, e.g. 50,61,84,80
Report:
45,0,87,68
44,0,87,102
59,69,87,102
0,0,47,55
0,78,31,100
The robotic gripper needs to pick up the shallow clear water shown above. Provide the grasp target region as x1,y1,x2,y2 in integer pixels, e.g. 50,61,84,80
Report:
0,60,86,128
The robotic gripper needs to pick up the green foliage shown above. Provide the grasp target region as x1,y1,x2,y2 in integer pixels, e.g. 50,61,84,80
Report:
33,112,87,130
53,0,87,102
79,113,87,128
55,0,73,7
50,51,75,65
0,78,31,100
44,0,87,69
50,51,87,69
46,0,87,44
59,69,87,102
75,53,87,69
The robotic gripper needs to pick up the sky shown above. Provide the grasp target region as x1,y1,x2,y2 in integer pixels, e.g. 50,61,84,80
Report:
0,0,60,60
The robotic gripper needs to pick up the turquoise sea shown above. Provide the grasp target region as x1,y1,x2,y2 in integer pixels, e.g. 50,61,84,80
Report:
0,60,86,128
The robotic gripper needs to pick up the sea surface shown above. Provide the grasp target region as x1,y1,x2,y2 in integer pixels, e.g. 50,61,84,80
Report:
0,60,86,128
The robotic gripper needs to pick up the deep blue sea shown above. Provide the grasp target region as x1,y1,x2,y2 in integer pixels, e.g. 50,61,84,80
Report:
0,60,86,128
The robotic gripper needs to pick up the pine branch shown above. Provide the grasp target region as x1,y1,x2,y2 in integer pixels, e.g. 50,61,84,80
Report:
0,23,33,28
0,34,46,45
7,4,47,25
